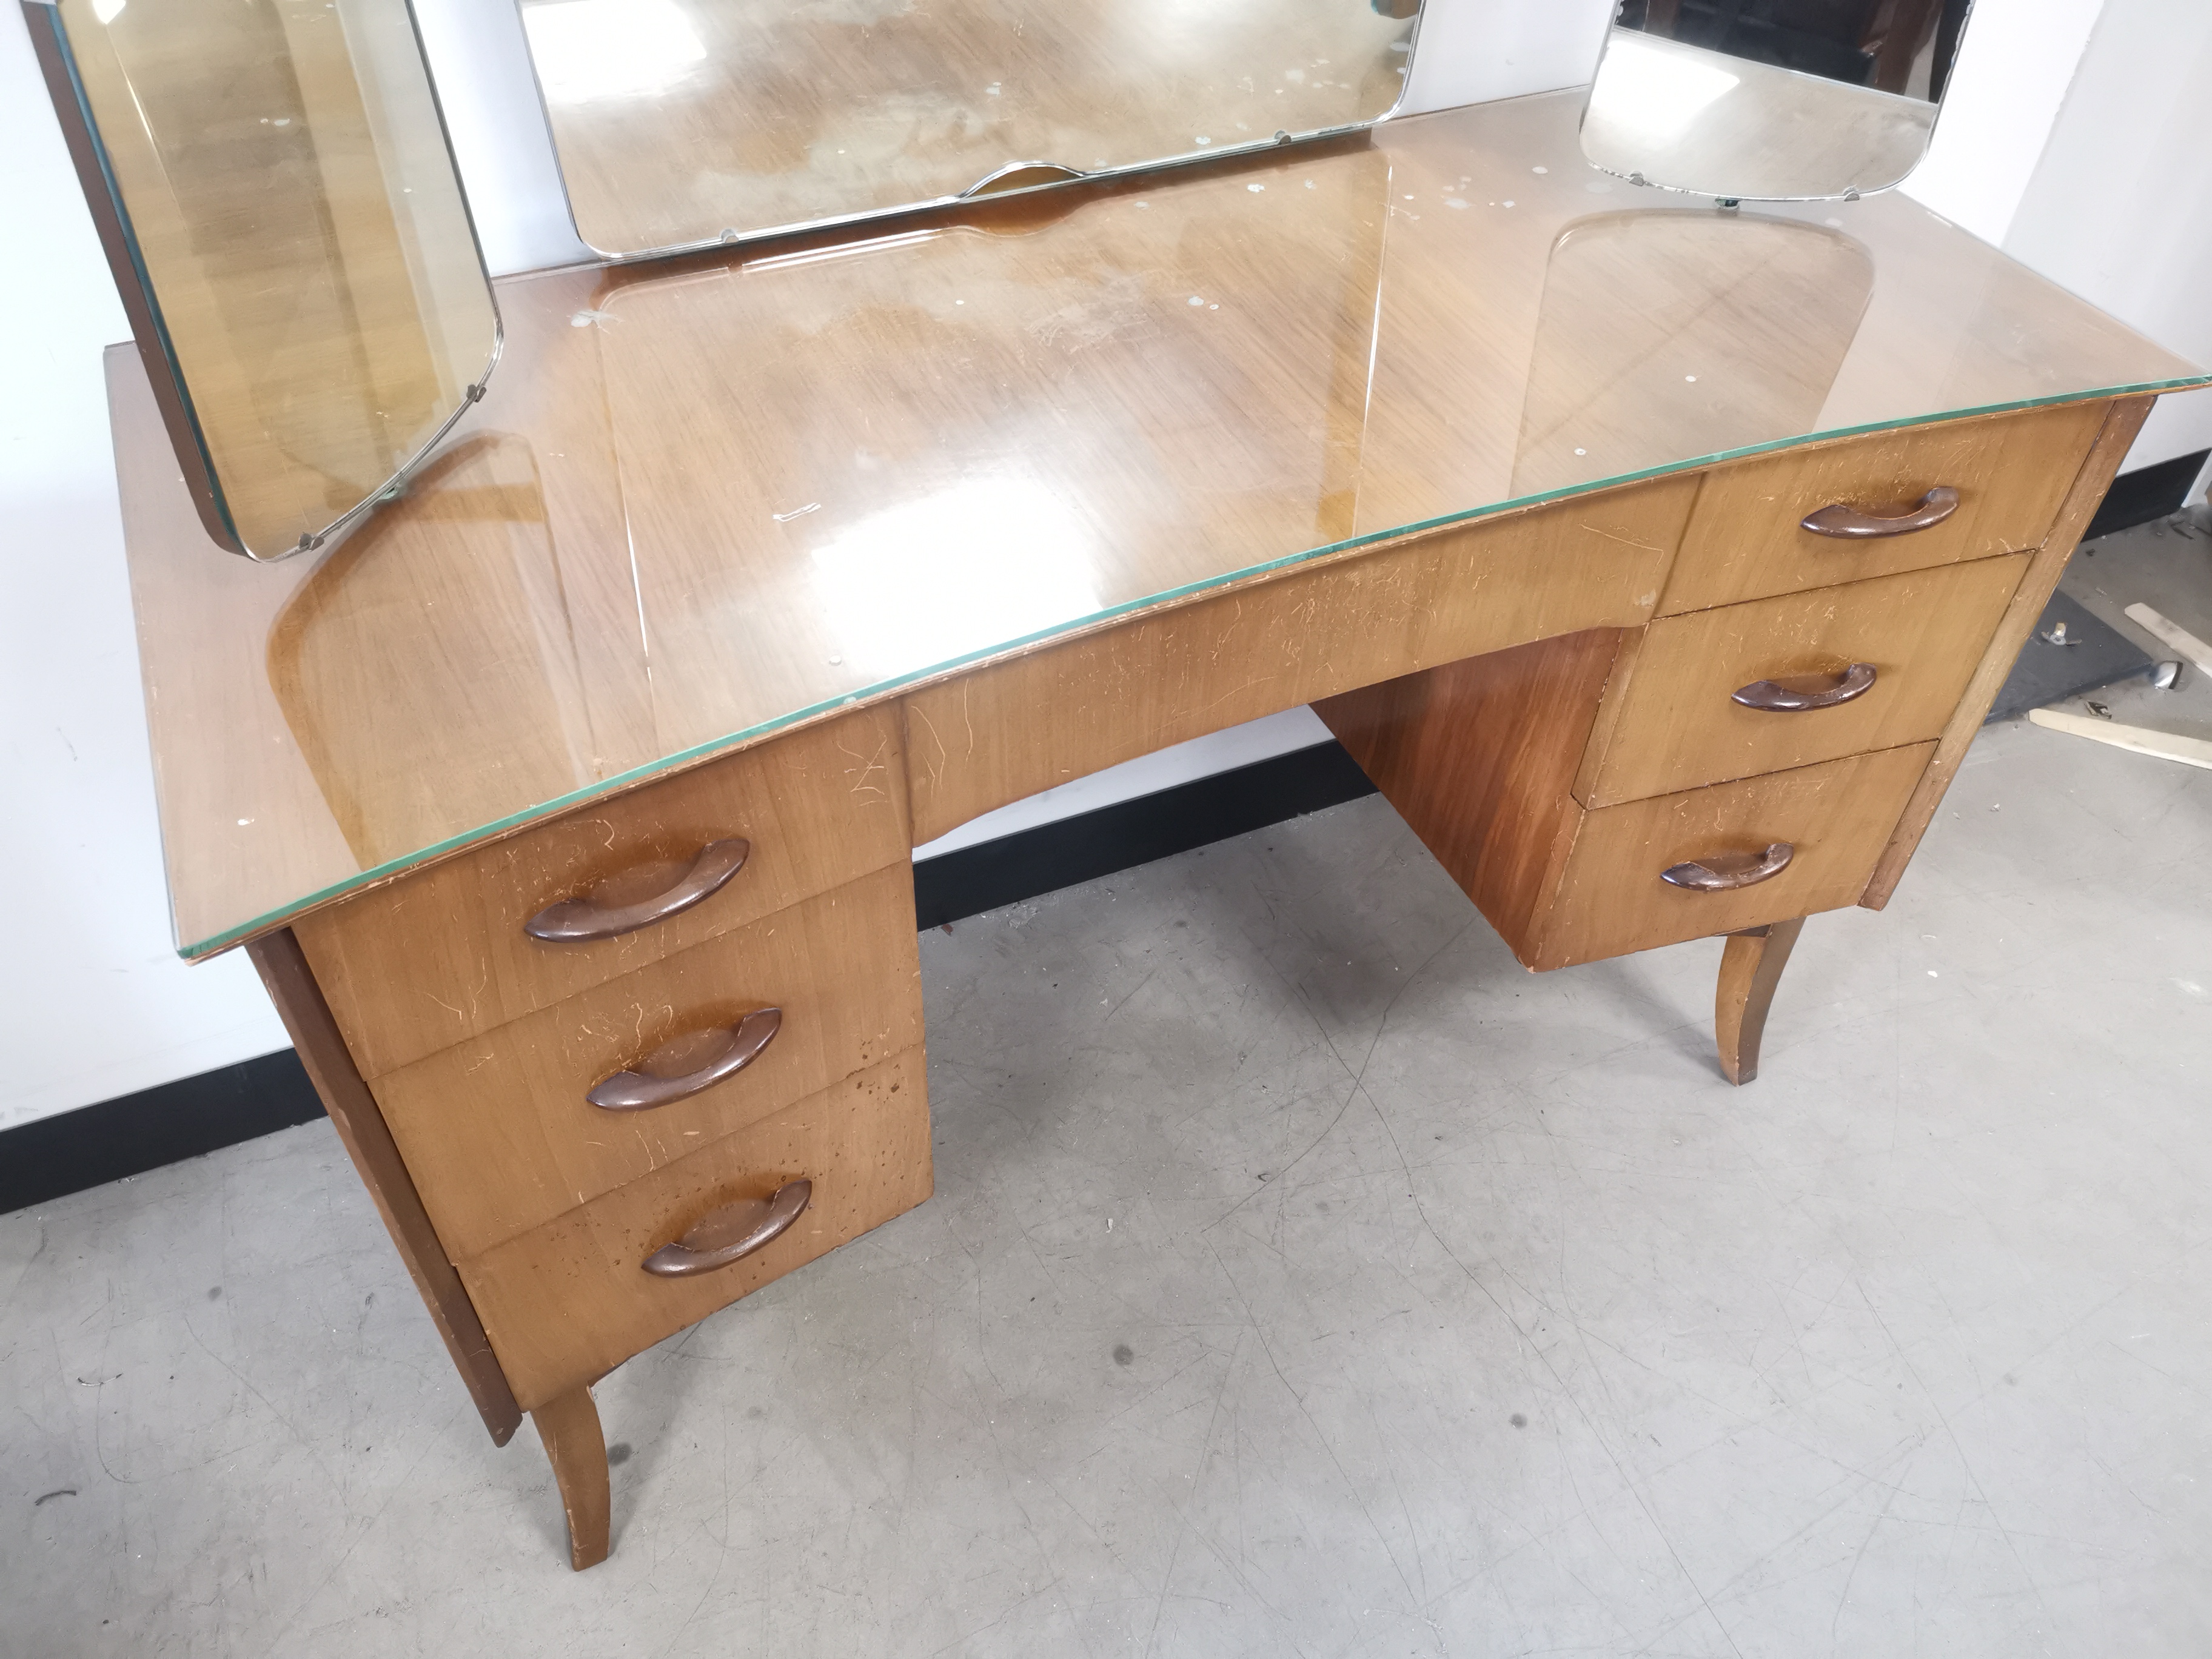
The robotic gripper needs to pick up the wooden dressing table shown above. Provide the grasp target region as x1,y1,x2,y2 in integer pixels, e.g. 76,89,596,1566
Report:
110,93,2206,1569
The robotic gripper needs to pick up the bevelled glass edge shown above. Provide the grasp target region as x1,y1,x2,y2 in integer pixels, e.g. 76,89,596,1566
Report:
520,0,1427,266
175,378,2211,960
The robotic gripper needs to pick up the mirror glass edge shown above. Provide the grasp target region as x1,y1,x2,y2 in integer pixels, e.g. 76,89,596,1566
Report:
517,0,1433,265
1578,1,1975,205
27,0,506,561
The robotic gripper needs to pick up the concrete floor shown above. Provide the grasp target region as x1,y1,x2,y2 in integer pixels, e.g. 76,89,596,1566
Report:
6,515,2212,1657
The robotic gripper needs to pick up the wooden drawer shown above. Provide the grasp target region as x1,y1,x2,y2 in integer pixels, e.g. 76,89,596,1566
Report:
373,863,922,1259
1578,555,2027,806
1658,403,2105,616
296,705,910,1081
1529,743,1935,969
459,1048,931,1411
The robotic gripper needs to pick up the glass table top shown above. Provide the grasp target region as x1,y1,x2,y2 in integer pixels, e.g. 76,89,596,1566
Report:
114,91,2208,959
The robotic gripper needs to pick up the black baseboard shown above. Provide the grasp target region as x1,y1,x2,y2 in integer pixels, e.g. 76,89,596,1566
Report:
2,741,1379,1214
914,739,1378,929
2085,450,2209,541
1,1049,326,1215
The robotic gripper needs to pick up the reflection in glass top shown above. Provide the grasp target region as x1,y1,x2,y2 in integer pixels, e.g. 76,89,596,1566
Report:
112,94,2208,957
42,0,499,558
515,0,1419,256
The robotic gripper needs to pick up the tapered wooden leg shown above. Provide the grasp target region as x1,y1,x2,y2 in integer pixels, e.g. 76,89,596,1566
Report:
530,1384,610,1570
1715,917,1804,1086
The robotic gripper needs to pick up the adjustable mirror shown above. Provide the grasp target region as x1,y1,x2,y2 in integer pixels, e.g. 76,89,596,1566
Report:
25,0,500,560
515,0,1423,258
1583,0,1973,201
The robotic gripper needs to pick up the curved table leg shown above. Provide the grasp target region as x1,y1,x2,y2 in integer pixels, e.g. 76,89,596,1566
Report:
530,1384,611,1570
1715,917,1805,1086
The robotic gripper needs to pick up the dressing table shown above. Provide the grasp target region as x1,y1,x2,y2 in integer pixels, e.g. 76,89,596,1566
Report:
103,92,2205,1567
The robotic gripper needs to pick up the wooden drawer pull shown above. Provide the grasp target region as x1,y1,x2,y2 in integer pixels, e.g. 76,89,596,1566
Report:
1660,842,1795,891
643,1179,811,1278
1800,486,1959,539
586,1008,782,1111
1731,663,1877,712
524,839,751,943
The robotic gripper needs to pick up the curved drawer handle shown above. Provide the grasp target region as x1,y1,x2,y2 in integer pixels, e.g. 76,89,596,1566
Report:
524,839,751,943
1801,486,1959,539
585,1008,782,1111
643,1179,811,1278
1660,842,1795,892
1731,663,1877,712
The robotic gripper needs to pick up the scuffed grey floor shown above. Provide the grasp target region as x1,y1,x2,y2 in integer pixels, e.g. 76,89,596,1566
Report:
7,520,2212,1657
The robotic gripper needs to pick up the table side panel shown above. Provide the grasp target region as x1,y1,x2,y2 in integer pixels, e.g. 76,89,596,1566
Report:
246,930,522,1446
1314,630,1626,955
1862,395,2152,907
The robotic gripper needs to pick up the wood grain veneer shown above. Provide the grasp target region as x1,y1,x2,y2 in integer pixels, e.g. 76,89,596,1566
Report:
1536,743,1934,968
1577,553,2029,805
370,863,922,1260
246,930,521,1446
296,705,910,1081
1659,401,2108,615
460,1048,932,1412
1316,631,1627,950
903,478,1698,845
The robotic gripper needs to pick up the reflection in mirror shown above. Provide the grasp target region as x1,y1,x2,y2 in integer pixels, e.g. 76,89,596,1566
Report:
27,0,499,559
1513,211,1874,495
269,437,590,864
1583,1,1972,199
516,0,1419,256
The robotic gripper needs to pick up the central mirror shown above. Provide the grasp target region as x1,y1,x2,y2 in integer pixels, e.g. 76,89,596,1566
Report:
1583,0,1973,200
515,0,1423,258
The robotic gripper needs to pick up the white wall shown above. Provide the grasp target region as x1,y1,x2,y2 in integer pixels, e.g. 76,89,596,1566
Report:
0,10,290,1133
1999,0,2212,489
2,0,2206,1131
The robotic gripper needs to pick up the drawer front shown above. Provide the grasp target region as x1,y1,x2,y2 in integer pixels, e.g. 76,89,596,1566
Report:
1532,743,1935,970
1659,402,2106,616
460,1049,931,1411
296,705,910,1081
1580,555,2028,806
903,475,1698,845
374,863,922,1259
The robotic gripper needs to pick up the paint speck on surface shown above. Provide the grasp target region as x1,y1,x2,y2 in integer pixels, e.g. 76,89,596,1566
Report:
2178,980,2207,998
1532,165,1548,174
1928,970,1940,977
773,503,821,522
1446,199,1467,209
236,818,252,826
1685,375,1698,383
1247,183,1264,192
1575,447,1587,456
1189,296,1205,306
1195,135,1210,144
1502,199,1515,208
